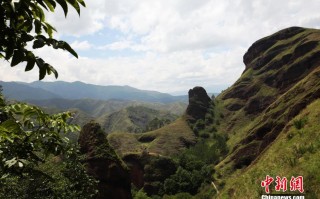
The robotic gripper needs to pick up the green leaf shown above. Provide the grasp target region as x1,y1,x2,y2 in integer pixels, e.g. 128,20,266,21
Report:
43,22,56,38
25,51,36,71
35,0,49,11
36,58,46,80
21,33,34,42
44,0,55,12
25,60,36,71
25,19,33,32
77,0,86,7
33,39,45,49
39,67,46,80
34,19,42,34
62,41,78,58
11,50,25,67
46,64,58,78
35,3,46,21
66,0,80,15
5,158,17,168
56,0,68,16
0,119,21,134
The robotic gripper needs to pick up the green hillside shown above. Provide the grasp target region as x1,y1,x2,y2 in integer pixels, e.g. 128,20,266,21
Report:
26,98,186,134
27,98,187,118
102,27,320,198
98,106,178,134
219,99,320,198
203,27,320,198
108,117,196,157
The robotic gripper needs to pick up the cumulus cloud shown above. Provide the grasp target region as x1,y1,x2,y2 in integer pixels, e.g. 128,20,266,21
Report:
97,40,148,52
71,40,92,50
2,0,320,94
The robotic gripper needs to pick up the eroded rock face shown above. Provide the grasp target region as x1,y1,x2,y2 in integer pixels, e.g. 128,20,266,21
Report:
78,122,132,199
185,86,212,124
243,26,306,69
219,27,320,169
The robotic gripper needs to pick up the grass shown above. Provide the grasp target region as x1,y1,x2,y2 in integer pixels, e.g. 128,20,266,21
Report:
218,99,320,198
207,28,320,199
107,117,196,157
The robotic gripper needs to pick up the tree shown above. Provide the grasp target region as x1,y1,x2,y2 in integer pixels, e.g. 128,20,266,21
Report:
0,1,98,198
0,92,98,198
0,0,85,80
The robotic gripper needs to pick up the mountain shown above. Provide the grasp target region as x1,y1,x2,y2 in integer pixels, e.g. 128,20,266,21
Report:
5,81,188,103
108,117,196,157
105,27,320,198
208,27,320,197
0,81,61,100
26,98,187,117
97,106,178,134
25,98,187,131
3,26,319,198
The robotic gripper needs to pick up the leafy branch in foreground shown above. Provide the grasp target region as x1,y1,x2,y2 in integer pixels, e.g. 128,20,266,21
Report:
0,101,77,174
0,0,85,80
0,93,97,198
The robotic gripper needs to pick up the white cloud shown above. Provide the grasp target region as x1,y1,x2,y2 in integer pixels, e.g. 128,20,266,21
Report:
46,0,107,36
0,46,245,93
2,0,320,94
71,40,92,50
98,40,148,52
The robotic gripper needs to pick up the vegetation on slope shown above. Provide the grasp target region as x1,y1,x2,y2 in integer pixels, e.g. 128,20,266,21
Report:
98,106,178,134
201,27,320,198
108,117,196,157
219,99,320,198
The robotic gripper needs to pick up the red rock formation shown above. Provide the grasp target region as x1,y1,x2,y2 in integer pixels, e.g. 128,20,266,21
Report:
78,122,132,199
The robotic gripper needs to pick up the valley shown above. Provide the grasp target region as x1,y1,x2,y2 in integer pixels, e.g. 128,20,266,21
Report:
1,27,320,199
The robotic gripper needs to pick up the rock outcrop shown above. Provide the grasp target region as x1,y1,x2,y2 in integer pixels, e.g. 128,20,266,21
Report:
218,27,320,169
78,122,132,199
185,86,212,124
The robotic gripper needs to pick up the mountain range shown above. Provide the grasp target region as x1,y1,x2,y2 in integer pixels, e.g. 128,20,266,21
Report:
0,81,189,103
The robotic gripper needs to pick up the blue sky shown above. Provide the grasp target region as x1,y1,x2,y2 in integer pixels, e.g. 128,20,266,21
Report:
1,0,320,95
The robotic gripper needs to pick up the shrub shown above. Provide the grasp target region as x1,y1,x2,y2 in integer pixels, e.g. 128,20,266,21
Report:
293,117,308,130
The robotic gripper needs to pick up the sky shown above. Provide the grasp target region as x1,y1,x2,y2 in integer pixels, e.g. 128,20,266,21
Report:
1,0,320,95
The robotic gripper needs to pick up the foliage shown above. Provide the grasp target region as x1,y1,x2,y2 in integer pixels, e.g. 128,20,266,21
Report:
133,189,152,199
56,144,98,198
0,92,97,198
144,117,172,132
0,0,85,79
163,165,213,195
142,156,177,196
293,117,308,130
163,192,193,199
0,145,98,199
0,101,77,174
163,145,215,196
219,99,320,198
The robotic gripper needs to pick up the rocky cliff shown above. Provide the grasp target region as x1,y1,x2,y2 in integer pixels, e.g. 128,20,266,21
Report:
212,27,320,197
219,27,320,169
78,122,132,199
185,86,212,124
